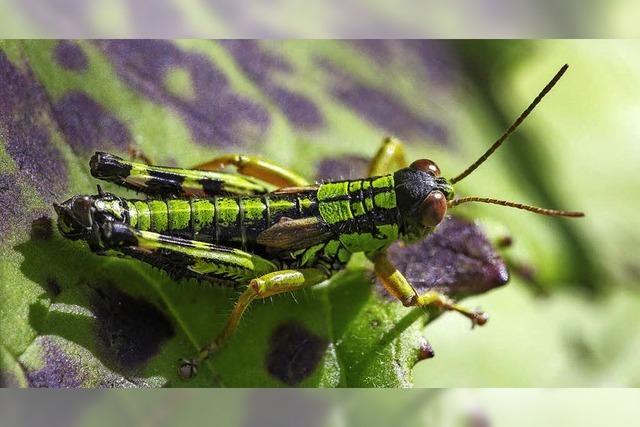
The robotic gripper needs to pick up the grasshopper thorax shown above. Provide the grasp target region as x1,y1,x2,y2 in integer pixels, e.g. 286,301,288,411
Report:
393,159,455,244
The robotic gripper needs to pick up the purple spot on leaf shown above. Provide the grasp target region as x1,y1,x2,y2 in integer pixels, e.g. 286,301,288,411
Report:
221,40,292,76
351,40,394,64
315,155,370,182
27,338,83,388
221,40,324,129
384,216,509,298
91,285,174,370
320,59,448,146
265,321,328,386
401,40,457,85
0,173,24,242
269,86,324,129
53,41,88,72
0,51,68,202
52,91,131,153
99,40,269,147
354,41,457,86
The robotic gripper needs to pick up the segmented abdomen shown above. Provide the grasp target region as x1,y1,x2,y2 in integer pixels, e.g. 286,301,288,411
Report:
96,190,320,249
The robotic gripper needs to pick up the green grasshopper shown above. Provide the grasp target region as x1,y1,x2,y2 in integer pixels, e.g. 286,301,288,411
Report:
54,65,582,379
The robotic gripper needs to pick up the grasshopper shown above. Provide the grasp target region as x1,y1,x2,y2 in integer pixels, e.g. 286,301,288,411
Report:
54,65,582,379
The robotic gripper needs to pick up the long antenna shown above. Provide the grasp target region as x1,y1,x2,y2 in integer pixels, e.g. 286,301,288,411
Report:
450,64,569,184
448,196,584,218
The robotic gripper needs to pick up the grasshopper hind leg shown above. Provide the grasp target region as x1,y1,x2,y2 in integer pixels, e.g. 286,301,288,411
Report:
90,152,274,197
95,219,279,284
179,267,330,379
90,217,329,380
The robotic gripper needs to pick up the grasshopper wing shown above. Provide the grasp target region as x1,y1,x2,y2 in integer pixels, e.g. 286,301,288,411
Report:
256,216,333,251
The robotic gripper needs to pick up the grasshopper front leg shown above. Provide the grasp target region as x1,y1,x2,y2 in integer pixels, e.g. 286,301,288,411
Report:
179,267,330,379
369,251,488,326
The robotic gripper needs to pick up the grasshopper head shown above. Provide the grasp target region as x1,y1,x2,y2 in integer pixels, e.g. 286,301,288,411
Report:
394,159,455,243
54,195,97,241
53,186,120,250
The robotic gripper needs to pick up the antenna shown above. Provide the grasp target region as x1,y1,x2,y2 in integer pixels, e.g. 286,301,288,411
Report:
450,64,569,184
448,196,584,218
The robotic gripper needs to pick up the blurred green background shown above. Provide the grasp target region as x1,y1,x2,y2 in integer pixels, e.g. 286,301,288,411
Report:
415,40,640,387
1,40,639,387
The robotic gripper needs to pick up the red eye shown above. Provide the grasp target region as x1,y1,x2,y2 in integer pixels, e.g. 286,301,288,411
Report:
419,191,447,227
410,159,441,176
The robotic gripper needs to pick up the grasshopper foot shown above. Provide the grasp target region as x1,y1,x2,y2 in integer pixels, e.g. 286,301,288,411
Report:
470,310,489,328
178,358,199,379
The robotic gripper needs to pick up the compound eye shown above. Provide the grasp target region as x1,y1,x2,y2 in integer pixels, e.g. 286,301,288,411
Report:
410,159,441,176
71,196,94,228
419,191,447,227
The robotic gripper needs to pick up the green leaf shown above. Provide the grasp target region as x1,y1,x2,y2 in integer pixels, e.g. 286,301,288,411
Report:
4,40,612,388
